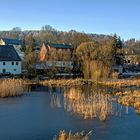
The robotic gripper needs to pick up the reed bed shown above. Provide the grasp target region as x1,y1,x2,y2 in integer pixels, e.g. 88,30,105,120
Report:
98,79,140,88
42,78,140,88
41,79,89,87
116,90,140,114
53,130,92,140
0,79,27,97
64,87,122,121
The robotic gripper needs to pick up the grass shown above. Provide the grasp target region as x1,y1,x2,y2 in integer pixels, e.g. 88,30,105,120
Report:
41,78,140,88
0,78,27,98
41,79,90,87
97,79,140,88
53,130,92,140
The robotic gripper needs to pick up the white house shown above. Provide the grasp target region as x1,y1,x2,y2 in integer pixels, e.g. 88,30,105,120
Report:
0,45,22,75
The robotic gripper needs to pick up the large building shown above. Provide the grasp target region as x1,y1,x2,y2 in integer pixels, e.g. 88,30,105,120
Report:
0,45,22,75
36,43,74,76
39,43,73,61
39,43,73,67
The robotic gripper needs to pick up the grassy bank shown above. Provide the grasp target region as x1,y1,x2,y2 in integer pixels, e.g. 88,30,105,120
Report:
41,79,94,87
41,78,140,88
0,79,27,98
97,79,140,88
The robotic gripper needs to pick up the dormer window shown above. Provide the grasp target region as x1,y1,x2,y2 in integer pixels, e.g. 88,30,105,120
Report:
3,62,5,65
12,62,14,65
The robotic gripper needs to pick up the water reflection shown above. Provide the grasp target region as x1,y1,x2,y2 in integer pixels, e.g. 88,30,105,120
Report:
0,85,139,140
50,86,128,121
50,94,61,108
50,85,128,121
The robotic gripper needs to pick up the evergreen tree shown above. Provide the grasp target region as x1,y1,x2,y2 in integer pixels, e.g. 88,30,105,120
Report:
112,34,124,65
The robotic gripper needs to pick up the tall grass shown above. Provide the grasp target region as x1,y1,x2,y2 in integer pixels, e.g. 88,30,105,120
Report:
98,79,140,88
53,130,92,140
42,79,86,87
116,90,140,114
0,79,27,97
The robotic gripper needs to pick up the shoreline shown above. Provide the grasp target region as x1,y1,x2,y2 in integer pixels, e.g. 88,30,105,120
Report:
40,78,140,88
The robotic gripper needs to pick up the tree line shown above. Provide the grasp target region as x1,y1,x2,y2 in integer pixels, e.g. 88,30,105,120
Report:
0,25,139,80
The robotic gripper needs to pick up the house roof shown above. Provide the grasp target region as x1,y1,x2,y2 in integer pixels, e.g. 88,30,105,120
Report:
46,43,73,49
1,38,22,45
0,45,22,61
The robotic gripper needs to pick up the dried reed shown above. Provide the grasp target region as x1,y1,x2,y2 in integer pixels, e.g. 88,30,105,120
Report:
53,130,92,140
0,79,27,97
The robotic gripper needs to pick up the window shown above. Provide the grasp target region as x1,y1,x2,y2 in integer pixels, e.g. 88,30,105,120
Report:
114,69,118,73
16,62,18,65
3,62,5,65
14,69,16,71
3,69,6,73
12,62,14,65
128,60,130,64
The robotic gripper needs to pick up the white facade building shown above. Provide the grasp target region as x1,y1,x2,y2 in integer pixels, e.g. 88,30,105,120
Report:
0,45,22,75
0,61,21,74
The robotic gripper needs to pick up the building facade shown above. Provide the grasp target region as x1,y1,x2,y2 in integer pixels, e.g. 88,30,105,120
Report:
122,48,140,65
0,45,22,75
37,43,74,76
38,43,73,69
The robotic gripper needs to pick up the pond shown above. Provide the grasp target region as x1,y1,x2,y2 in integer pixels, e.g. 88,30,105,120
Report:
0,85,140,140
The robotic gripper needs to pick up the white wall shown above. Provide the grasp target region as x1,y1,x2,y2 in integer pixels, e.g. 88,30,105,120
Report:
46,61,73,68
0,61,21,74
36,61,73,70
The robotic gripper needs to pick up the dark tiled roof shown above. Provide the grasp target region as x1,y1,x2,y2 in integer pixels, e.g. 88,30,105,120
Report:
2,38,22,45
0,45,21,61
46,43,73,49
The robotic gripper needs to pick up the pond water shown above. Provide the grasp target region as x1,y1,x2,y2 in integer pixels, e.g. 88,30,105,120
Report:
0,85,140,140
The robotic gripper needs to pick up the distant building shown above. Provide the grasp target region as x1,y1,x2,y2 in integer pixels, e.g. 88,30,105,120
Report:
37,43,74,75
122,48,140,65
39,43,73,61
0,45,22,74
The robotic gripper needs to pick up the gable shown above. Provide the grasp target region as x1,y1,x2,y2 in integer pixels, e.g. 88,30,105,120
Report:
39,43,47,61
0,39,5,45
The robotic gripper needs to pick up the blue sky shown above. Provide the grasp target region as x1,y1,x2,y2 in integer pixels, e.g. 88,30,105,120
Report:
0,0,140,40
